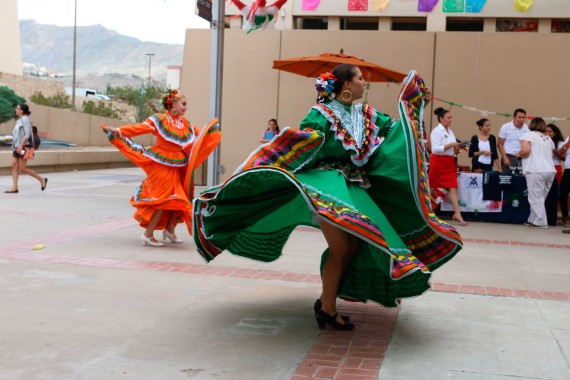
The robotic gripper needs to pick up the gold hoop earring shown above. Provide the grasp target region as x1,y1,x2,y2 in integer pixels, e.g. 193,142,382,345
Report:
171,108,178,116
341,90,353,103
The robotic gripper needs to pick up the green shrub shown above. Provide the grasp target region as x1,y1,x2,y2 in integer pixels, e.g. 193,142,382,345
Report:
0,86,26,124
81,100,126,119
108,85,164,122
30,91,72,109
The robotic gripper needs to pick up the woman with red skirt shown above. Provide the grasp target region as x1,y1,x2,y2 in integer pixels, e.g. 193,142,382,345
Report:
429,108,466,225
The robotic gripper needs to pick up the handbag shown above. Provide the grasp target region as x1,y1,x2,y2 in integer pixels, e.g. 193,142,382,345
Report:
23,147,35,160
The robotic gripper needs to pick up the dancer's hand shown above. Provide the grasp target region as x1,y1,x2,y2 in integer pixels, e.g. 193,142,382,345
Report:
424,89,432,106
107,127,120,136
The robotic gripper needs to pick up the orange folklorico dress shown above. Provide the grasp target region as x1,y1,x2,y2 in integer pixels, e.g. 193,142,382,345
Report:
101,112,221,233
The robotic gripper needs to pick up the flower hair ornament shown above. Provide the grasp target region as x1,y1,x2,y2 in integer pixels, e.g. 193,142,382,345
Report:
162,89,178,109
315,72,337,104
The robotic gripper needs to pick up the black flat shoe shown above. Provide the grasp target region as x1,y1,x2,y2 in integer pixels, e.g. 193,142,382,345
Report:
41,178,48,191
314,299,350,322
4,190,18,193
315,310,355,331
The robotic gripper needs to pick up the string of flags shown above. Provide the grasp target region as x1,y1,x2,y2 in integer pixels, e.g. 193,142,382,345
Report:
433,96,570,124
298,0,536,13
232,0,539,33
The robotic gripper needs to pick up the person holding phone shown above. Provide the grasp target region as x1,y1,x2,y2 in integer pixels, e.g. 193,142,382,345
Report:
468,118,499,172
259,118,280,143
429,107,467,225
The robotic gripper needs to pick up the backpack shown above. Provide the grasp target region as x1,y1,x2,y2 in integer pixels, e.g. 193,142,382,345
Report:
28,125,41,150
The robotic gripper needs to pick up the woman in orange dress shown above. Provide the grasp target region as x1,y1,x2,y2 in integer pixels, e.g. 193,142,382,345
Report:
101,89,221,247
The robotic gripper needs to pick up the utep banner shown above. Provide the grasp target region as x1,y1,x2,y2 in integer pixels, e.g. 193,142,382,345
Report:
514,0,535,12
441,173,503,213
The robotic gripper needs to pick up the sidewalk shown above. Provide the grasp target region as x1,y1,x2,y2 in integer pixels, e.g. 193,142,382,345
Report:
1,167,569,380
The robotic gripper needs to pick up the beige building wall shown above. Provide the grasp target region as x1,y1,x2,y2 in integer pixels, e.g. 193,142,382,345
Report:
0,0,23,75
181,29,570,182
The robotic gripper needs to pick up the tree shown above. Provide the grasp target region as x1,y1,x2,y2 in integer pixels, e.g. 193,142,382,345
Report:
30,91,72,109
0,97,14,124
0,86,26,124
107,85,163,122
81,100,126,119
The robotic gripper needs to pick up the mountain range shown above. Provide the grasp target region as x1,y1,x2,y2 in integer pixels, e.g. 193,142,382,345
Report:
19,20,184,80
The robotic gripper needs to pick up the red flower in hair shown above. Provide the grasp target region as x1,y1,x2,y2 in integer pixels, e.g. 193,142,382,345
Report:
320,72,336,82
162,88,178,108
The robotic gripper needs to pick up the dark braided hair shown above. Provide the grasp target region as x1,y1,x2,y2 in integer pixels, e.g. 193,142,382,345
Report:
315,64,358,104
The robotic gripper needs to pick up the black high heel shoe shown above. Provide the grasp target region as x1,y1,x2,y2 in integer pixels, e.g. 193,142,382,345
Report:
315,309,355,330
314,299,350,322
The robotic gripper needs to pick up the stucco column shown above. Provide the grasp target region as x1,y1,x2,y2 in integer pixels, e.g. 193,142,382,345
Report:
328,16,341,31
426,1,446,32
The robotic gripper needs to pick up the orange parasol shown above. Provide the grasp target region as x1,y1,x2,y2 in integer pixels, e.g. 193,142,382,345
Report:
272,52,406,83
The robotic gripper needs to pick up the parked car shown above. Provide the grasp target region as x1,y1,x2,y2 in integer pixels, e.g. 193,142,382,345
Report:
88,94,112,101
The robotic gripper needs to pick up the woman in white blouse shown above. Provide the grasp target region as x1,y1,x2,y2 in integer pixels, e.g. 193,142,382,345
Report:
468,118,499,172
518,117,556,228
429,107,466,225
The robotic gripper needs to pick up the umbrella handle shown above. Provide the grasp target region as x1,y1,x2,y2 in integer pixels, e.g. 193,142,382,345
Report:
364,72,372,104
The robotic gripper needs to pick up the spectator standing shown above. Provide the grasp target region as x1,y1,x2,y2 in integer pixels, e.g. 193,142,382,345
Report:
498,108,529,174
559,134,570,227
519,117,556,228
429,107,466,225
259,118,280,143
468,118,499,172
545,123,565,185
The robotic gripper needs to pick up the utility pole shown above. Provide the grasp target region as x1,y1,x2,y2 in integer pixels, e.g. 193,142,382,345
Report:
207,0,224,187
71,0,77,110
146,53,155,88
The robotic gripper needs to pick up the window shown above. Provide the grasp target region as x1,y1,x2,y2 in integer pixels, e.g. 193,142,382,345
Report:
298,17,328,30
496,19,538,32
340,18,378,30
391,18,427,31
552,20,570,33
446,18,484,32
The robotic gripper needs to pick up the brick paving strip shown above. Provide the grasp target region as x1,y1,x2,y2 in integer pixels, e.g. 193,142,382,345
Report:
2,217,570,379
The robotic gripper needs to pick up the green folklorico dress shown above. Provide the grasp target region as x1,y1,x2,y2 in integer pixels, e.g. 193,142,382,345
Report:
193,71,462,307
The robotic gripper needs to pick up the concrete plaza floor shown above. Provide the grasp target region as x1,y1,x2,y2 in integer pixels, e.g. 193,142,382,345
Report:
1,167,569,380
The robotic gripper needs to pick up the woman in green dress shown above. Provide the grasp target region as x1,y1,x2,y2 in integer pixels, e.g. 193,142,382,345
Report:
193,64,462,330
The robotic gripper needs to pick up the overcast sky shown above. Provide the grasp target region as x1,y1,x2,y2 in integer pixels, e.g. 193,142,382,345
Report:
17,0,211,44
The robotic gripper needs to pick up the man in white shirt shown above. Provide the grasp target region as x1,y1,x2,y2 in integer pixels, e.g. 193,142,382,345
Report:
498,108,529,174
